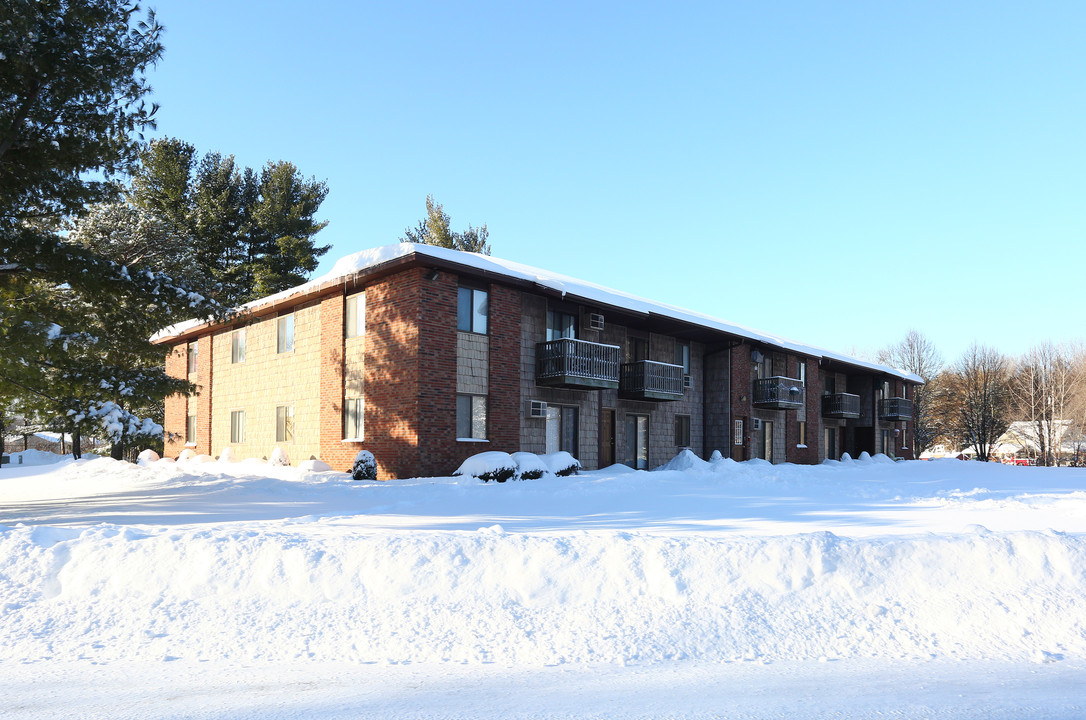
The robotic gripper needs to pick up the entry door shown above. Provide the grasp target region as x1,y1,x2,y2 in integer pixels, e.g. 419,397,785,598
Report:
624,415,649,469
600,409,616,467
825,426,837,460
762,420,774,462
545,406,561,454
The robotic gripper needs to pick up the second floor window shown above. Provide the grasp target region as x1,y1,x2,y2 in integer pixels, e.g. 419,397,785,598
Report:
546,310,577,341
824,374,836,395
676,342,691,373
345,293,365,339
276,405,294,443
231,329,246,363
187,342,198,373
457,286,488,334
277,313,294,353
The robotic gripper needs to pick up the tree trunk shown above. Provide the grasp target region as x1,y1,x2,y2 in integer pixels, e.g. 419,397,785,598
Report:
0,414,5,469
72,425,82,460
111,438,124,460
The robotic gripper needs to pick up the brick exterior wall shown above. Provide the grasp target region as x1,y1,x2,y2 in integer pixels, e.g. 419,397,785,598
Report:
363,268,425,479
195,334,213,456
157,255,920,476
163,344,188,458
319,293,352,469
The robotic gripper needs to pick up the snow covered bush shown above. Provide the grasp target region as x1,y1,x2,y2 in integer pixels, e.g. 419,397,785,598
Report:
269,447,290,467
177,448,196,462
511,452,548,480
136,449,159,466
455,451,518,483
300,459,333,472
219,447,237,463
657,449,710,472
352,450,377,481
540,451,581,477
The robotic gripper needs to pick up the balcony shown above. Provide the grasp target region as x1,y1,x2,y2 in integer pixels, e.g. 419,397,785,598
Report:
878,397,913,422
752,376,805,410
821,392,861,419
536,338,620,390
619,360,685,401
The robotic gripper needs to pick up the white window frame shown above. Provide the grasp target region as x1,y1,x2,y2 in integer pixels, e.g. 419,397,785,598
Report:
345,292,366,339
185,413,197,446
457,286,488,335
230,410,246,444
187,342,198,374
343,397,364,441
276,405,294,443
231,328,246,363
277,313,295,354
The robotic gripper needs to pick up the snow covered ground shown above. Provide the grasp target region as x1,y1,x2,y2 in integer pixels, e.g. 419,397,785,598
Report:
2,454,1085,718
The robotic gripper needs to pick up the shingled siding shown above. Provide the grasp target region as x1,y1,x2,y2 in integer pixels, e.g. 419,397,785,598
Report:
209,303,323,465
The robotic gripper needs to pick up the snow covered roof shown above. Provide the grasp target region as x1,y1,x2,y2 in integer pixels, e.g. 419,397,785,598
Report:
153,243,923,383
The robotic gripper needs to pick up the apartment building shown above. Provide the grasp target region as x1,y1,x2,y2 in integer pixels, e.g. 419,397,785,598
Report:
154,243,921,478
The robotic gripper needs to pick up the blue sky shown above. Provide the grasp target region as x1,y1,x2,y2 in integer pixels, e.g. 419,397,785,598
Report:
144,1,1085,365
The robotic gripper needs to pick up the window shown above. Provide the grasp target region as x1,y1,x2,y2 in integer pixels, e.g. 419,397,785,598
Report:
798,420,807,446
798,361,806,383
882,429,893,456
186,414,197,445
624,414,649,469
276,405,294,443
187,342,198,373
825,426,837,460
675,415,691,448
343,397,364,440
627,337,648,363
824,374,836,395
676,342,691,373
230,410,246,444
456,394,487,439
277,313,294,353
882,380,892,399
545,405,579,456
546,309,577,341
734,419,744,446
345,293,365,339
231,328,246,363
457,286,488,334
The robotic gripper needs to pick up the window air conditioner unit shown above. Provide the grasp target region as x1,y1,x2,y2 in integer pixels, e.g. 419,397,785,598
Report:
587,313,605,331
751,418,763,431
528,400,548,418
683,374,693,389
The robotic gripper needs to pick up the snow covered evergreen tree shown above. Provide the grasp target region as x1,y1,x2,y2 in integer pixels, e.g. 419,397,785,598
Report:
400,195,491,255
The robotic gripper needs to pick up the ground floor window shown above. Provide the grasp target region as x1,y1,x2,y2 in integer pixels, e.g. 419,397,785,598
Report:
882,429,893,456
230,410,246,444
185,414,196,445
625,414,649,469
675,415,691,448
759,419,775,462
457,394,487,440
798,420,806,447
343,397,364,441
545,405,579,456
825,426,836,460
276,405,294,443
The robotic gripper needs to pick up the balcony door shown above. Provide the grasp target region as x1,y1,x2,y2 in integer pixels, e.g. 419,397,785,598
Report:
547,310,577,341
761,420,774,462
546,405,579,457
624,414,649,469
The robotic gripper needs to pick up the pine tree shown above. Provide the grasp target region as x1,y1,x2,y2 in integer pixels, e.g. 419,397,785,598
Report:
401,195,491,255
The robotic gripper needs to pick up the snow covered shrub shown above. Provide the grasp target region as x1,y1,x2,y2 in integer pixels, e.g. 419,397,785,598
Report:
511,452,548,480
657,449,710,472
219,447,237,463
540,451,581,477
269,447,290,467
136,449,159,466
455,451,518,483
300,459,333,472
177,449,196,462
709,449,724,462
352,450,377,481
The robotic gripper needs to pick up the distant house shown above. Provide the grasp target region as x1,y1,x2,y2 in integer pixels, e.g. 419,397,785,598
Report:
152,243,921,479
994,420,1084,465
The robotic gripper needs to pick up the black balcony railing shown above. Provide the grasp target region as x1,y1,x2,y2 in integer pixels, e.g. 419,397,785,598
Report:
878,397,913,421
821,392,861,419
752,376,805,409
619,360,685,401
536,338,621,390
